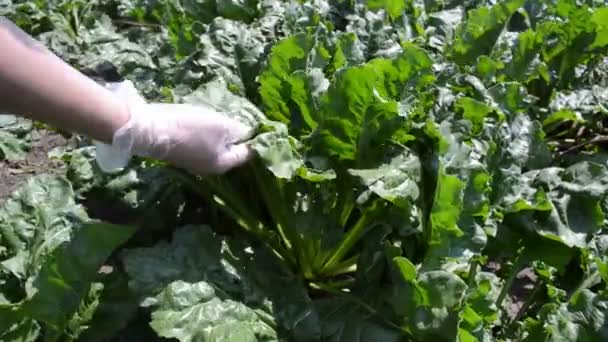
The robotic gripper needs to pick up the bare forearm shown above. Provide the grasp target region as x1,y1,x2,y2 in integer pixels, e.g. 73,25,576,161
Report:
0,17,129,143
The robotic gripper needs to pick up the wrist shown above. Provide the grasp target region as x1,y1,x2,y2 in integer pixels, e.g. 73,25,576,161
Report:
110,99,131,135
100,96,131,144
94,81,143,173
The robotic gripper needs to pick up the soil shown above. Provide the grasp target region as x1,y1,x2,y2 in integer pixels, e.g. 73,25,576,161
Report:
0,128,143,227
0,129,68,203
507,267,538,320
486,261,538,320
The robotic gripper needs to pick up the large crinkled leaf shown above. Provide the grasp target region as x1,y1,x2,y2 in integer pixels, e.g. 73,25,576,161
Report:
0,130,28,161
258,30,333,135
20,222,137,328
432,166,465,234
178,78,266,127
252,125,307,180
423,114,496,271
549,86,608,120
488,110,552,212
428,118,491,253
0,114,31,133
78,15,156,75
458,271,503,341
345,5,403,59
504,114,551,170
215,0,259,22
180,79,335,181
148,280,276,342
280,0,330,34
0,174,88,281
523,6,608,89
503,29,547,83
313,297,403,342
191,17,269,96
0,114,31,161
427,7,465,50
0,316,39,342
391,257,468,340
591,7,608,48
75,271,140,342
367,0,405,20
503,162,608,248
454,97,495,136
587,233,608,289
332,32,365,71
123,225,320,340
123,225,226,295
0,175,137,339
484,82,537,120
115,0,215,23
528,289,608,341
450,0,525,65
349,150,421,208
312,45,433,165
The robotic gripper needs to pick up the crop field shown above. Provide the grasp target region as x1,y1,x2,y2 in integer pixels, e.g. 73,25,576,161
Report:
2,0,608,341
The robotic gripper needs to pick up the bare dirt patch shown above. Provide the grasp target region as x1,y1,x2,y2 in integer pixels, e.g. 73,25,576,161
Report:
0,129,68,203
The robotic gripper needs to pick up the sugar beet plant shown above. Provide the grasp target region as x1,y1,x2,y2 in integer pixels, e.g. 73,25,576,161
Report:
2,0,608,341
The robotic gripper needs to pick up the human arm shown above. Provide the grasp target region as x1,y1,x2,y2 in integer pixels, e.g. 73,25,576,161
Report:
0,17,253,174
0,16,130,143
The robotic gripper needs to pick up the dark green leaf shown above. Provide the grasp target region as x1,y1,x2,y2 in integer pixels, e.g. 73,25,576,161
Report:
450,0,525,65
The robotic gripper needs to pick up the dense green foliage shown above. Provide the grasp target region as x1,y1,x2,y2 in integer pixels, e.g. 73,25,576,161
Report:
2,0,608,341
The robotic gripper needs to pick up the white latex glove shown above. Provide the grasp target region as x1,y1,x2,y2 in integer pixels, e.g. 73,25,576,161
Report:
95,81,254,174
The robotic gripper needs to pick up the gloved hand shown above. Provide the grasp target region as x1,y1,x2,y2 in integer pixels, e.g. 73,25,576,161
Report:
95,81,254,174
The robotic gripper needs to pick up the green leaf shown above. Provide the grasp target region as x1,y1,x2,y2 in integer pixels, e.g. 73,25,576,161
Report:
503,162,608,248
543,110,583,129
215,0,259,22
494,113,551,170
0,130,28,161
180,78,266,128
313,45,433,165
259,32,332,135
0,316,39,342
149,280,276,342
459,272,502,340
314,297,403,342
0,175,88,281
549,86,608,120
426,167,465,265
450,0,525,65
534,289,608,341
64,282,104,339
78,15,156,76
348,150,421,208
591,8,608,48
20,222,136,328
455,97,494,135
530,7,605,89
252,125,305,179
332,32,365,72
391,266,468,340
0,114,31,162
427,7,465,50
393,256,417,283
504,29,544,83
76,271,140,342
367,0,406,20
123,225,320,340
193,17,269,96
